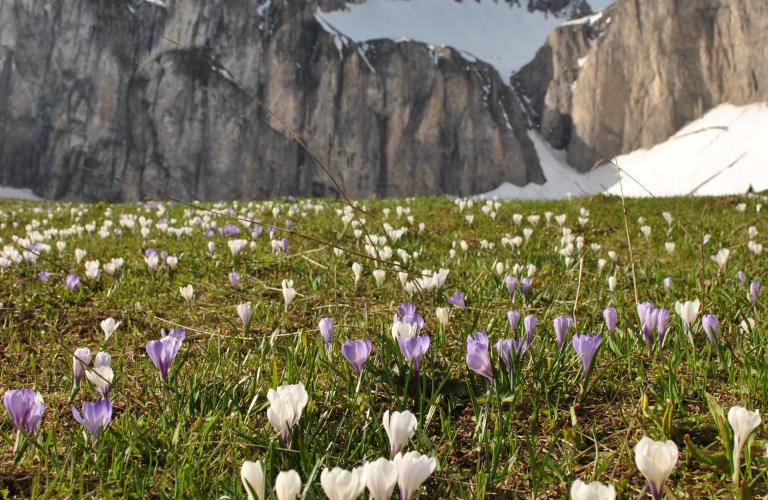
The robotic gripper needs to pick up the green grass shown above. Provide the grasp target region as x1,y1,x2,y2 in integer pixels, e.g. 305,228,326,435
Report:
0,193,766,499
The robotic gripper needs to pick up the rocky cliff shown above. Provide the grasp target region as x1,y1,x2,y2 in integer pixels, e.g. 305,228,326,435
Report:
515,0,768,171
0,0,544,201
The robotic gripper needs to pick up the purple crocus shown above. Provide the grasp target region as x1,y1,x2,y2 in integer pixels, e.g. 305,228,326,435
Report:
507,310,521,334
71,399,112,446
237,304,252,333
521,278,532,297
145,249,157,258
340,338,372,377
496,337,527,372
466,332,493,381
114,229,122,237
524,315,537,344
637,301,655,345
161,251,168,266
319,317,334,357
285,219,293,230
663,277,672,289
505,276,517,298
162,328,186,343
750,281,760,304
36,270,50,282
205,230,214,239
702,314,719,350
281,238,289,254
655,309,670,346
553,316,574,349
146,337,182,381
572,334,603,375
397,335,430,377
738,271,747,285
64,274,80,293
251,224,263,239
603,307,617,339
397,302,416,317
3,389,45,434
448,291,466,312
229,272,239,291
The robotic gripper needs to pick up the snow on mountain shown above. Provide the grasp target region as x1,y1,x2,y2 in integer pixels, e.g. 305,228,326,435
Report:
315,0,574,79
0,185,42,200
485,103,768,199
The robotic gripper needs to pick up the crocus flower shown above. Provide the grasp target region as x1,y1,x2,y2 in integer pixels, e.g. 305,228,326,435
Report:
397,302,416,317
71,399,112,446
146,336,182,381
435,307,449,327
282,279,296,311
572,334,602,375
229,272,239,291
101,318,119,342
728,406,761,485
267,382,308,445
521,277,532,297
675,299,700,333
320,466,366,500
281,238,289,254
496,337,527,372
702,314,719,350
634,436,678,500
524,314,537,343
393,451,436,500
507,310,521,333
663,277,672,289
341,338,372,377
383,409,417,455
447,291,466,312
466,332,493,381
397,335,430,376
241,460,265,500
553,316,574,349
36,270,50,282
364,458,398,500
570,480,616,500
608,276,617,293
603,307,617,339
319,317,334,358
3,389,45,434
160,251,168,266
86,364,114,398
655,309,670,346
180,284,194,303
275,470,301,500
285,219,293,229
737,271,746,285
750,281,760,304
162,328,186,343
237,304,252,333
73,347,92,386
64,274,80,293
505,276,517,298
373,269,386,287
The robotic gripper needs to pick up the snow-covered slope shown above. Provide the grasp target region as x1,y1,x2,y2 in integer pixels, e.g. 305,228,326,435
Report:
316,0,573,79
485,102,768,199
0,185,42,200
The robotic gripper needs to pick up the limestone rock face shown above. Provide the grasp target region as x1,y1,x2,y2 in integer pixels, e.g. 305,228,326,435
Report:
0,0,543,201
515,0,768,171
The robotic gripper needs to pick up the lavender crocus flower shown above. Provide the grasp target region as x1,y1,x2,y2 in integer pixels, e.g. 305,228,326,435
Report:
524,315,537,344
145,249,157,258
397,302,416,317
161,251,168,266
655,309,670,346
237,304,252,333
319,318,334,357
281,238,289,254
71,399,112,446
340,338,372,377
505,276,517,298
521,278,532,297
285,219,293,230
3,389,45,434
737,271,747,285
553,316,574,349
205,230,214,239
572,334,603,375
114,229,122,237
496,337,527,371
507,310,521,334
702,314,719,350
218,227,228,239
162,328,186,343
252,224,262,239
146,336,182,381
603,307,617,339
64,274,80,293
466,333,493,381
663,277,672,289
637,301,655,344
36,270,50,282
397,335,430,377
750,281,760,304
447,291,466,312
229,272,239,291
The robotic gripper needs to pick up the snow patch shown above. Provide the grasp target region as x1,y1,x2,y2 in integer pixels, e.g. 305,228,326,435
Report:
0,186,42,200
315,15,348,61
144,0,166,8
257,0,271,17
561,10,602,27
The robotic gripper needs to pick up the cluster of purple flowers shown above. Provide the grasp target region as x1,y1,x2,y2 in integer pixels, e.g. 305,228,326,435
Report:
219,225,240,238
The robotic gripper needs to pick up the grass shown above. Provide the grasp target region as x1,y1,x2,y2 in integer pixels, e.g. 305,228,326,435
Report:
0,192,766,499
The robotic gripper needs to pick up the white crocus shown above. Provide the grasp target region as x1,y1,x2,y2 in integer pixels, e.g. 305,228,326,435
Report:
665,242,675,256
383,410,417,455
728,406,762,485
320,466,366,500
570,480,616,500
86,365,114,398
710,248,730,271
93,351,112,369
436,307,449,327
391,316,419,340
101,318,119,342
241,461,265,500
364,458,398,500
608,276,617,293
674,299,700,333
104,263,116,276
597,259,607,275
282,279,296,312
146,255,159,272
208,241,216,256
85,260,100,280
180,284,194,303
75,248,86,264
634,436,678,500
640,225,652,241
275,470,302,500
73,347,92,385
607,251,618,263
393,451,436,500
373,269,386,287
267,382,308,443
166,256,178,270
398,271,409,286
352,262,362,284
